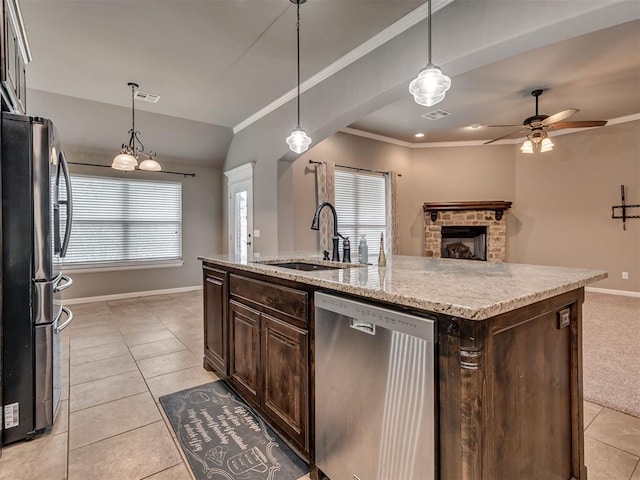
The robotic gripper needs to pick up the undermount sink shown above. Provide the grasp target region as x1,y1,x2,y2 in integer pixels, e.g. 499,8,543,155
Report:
268,262,344,271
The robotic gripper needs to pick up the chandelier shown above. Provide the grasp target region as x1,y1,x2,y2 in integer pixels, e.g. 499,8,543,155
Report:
112,82,161,171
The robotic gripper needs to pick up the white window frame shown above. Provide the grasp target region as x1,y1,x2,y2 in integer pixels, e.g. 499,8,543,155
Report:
333,167,388,259
60,174,183,272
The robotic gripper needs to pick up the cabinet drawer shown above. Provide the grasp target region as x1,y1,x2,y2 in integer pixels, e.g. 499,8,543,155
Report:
203,265,227,282
229,274,307,323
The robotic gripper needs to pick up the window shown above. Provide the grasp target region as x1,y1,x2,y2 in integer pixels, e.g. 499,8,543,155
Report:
61,175,182,268
334,168,387,257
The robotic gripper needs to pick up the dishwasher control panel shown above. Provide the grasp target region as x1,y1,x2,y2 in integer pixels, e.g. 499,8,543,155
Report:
315,291,436,342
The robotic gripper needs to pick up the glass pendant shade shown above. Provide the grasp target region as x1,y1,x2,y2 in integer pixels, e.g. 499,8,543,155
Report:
139,158,162,171
286,127,312,154
409,63,451,107
520,140,534,154
112,152,138,171
540,137,554,153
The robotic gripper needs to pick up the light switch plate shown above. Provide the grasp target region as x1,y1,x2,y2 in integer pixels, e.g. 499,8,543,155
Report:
253,230,261,237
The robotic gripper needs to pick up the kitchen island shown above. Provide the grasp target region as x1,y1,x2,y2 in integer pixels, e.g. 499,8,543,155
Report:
198,254,606,480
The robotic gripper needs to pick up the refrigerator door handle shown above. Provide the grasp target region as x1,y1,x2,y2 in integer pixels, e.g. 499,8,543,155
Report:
53,306,73,334
53,274,73,292
58,150,73,258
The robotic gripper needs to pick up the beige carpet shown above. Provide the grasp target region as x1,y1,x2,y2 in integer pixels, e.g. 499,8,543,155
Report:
582,292,640,418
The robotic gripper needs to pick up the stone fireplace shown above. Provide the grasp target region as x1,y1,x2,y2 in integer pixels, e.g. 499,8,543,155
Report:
423,201,512,262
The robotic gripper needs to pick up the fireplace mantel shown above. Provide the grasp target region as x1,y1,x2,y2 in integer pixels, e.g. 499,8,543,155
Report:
423,201,512,222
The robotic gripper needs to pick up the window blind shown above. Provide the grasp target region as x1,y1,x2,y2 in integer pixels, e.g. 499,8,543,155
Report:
61,175,182,268
334,168,386,258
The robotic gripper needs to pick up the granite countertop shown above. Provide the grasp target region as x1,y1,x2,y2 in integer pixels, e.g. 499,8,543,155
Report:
198,253,607,320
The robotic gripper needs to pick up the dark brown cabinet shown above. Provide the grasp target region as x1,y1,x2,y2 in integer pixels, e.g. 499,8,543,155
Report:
203,267,228,376
438,289,585,480
202,264,311,459
229,300,260,408
261,312,308,448
1,0,30,114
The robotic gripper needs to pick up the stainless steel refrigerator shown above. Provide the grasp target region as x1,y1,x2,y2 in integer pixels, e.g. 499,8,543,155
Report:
1,112,73,445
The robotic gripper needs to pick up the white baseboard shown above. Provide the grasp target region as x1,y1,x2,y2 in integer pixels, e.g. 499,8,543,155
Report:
61,285,203,305
585,287,640,298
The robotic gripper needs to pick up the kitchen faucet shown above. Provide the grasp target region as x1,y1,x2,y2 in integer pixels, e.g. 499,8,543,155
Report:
310,201,344,262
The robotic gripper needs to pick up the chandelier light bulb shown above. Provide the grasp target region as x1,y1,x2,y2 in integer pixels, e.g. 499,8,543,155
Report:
286,127,312,154
139,158,162,171
540,137,554,153
112,152,138,171
520,140,534,154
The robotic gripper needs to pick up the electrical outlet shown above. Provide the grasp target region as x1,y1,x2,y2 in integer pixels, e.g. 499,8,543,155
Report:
622,272,629,280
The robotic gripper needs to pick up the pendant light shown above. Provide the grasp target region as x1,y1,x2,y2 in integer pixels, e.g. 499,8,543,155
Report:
112,82,161,171
286,0,312,154
409,0,451,107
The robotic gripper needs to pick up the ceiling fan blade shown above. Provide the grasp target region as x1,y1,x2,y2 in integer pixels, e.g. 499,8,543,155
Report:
547,120,608,129
541,108,579,126
486,124,524,128
484,130,528,145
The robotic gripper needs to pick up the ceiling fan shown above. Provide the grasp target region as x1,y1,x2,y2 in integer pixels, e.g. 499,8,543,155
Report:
484,89,608,148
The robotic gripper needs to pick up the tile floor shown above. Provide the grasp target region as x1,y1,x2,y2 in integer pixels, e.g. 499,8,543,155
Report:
0,291,638,480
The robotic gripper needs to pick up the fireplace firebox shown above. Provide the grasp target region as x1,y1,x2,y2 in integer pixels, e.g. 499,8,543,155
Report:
441,226,487,260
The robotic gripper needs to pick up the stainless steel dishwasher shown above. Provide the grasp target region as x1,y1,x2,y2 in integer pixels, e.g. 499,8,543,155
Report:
315,292,437,480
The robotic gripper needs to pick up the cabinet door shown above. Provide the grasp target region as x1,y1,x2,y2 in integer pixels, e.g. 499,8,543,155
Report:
229,300,261,409
203,267,228,376
261,312,308,450
491,309,573,478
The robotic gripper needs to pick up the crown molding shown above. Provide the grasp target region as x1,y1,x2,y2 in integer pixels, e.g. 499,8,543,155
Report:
341,113,640,149
233,0,455,134
224,162,254,183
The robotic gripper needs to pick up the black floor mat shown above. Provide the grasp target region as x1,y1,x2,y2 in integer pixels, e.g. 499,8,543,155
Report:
159,380,309,480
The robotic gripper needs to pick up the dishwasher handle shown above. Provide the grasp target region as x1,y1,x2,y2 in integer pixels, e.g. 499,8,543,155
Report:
349,319,376,335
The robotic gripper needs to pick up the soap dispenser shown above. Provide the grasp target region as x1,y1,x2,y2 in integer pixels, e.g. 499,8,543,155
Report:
358,234,368,264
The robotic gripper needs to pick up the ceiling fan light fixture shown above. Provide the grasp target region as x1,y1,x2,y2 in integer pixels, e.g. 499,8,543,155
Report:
540,137,554,152
520,140,534,154
286,127,312,154
409,0,451,107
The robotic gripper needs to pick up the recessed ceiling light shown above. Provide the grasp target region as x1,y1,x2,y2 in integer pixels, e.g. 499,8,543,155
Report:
415,133,425,138
469,123,481,129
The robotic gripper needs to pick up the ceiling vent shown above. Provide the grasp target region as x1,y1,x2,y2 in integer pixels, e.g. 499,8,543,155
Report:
421,109,450,121
134,90,160,103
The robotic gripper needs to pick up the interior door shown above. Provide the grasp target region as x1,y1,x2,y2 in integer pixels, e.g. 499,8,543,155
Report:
224,163,254,261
